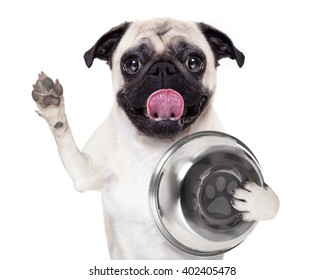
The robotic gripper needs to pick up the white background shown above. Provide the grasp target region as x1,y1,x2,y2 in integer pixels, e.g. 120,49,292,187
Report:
1,0,324,279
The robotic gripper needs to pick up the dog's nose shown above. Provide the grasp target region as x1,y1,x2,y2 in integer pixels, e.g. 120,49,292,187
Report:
149,62,177,76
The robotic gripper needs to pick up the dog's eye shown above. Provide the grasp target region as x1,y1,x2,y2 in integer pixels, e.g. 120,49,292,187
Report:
122,57,142,74
186,55,205,72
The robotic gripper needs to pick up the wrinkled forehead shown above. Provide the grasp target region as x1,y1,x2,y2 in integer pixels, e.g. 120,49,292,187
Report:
117,19,211,55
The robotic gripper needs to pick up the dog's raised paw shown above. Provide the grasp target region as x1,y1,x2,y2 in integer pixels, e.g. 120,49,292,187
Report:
32,72,63,108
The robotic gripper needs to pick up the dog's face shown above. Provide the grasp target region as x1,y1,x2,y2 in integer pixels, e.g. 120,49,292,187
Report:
84,19,244,138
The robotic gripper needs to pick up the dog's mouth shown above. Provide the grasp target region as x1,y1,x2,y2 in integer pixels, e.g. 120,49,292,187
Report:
131,89,207,125
119,88,208,138
146,89,184,121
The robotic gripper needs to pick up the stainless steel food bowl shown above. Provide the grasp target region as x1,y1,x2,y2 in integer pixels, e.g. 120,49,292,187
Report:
149,131,264,257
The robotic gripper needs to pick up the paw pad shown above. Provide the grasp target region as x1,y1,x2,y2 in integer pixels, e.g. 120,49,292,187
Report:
201,173,238,216
196,170,243,229
32,72,63,107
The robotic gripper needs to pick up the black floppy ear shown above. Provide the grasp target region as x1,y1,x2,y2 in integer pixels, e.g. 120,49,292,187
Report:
197,22,245,68
84,22,131,68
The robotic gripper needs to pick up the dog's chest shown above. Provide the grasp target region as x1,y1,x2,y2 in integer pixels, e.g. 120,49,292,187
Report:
101,141,171,258
111,140,164,209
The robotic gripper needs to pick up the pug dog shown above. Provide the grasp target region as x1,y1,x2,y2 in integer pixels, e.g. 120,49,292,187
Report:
32,18,279,259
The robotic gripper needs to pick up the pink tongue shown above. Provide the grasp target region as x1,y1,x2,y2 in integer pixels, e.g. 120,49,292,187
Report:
147,89,184,121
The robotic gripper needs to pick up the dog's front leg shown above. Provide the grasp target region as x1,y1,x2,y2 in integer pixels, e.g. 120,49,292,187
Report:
32,72,97,192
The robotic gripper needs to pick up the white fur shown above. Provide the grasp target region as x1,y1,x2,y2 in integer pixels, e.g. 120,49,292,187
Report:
33,19,279,259
233,182,279,222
